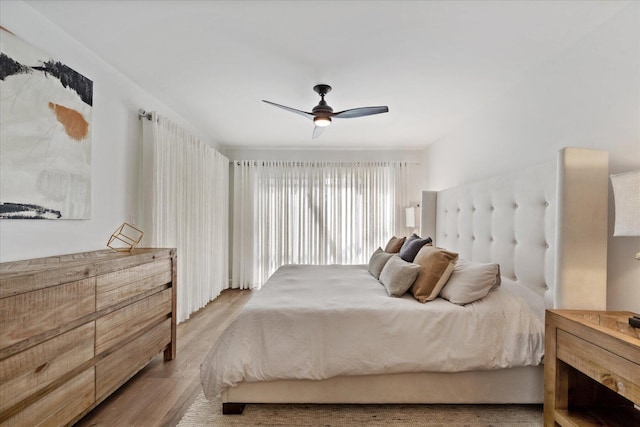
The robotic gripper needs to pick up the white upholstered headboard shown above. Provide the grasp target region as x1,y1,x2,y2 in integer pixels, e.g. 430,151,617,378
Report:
421,147,609,310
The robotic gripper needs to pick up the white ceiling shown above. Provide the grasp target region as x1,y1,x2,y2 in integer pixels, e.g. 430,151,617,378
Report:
24,0,630,150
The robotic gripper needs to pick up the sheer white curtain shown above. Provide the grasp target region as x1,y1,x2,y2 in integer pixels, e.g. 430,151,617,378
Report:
231,161,410,288
141,113,228,322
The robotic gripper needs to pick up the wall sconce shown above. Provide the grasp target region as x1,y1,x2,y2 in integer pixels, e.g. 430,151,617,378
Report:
405,205,420,229
610,170,640,260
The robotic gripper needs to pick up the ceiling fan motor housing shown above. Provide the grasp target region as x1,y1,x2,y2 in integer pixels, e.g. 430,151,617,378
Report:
312,84,334,115
312,102,333,115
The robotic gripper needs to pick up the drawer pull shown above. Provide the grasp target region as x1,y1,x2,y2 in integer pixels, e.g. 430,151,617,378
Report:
600,374,627,394
601,374,616,390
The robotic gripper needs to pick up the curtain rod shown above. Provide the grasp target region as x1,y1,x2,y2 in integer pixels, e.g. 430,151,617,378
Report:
138,108,153,121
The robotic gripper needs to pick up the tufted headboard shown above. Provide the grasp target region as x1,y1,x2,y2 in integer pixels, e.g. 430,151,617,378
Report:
421,147,609,310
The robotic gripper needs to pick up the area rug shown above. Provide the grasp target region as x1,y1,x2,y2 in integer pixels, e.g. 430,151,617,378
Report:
177,392,543,426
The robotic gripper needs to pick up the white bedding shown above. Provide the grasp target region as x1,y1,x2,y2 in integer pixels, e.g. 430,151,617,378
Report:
200,264,545,399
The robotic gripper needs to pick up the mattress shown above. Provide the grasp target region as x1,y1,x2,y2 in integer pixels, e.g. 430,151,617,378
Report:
200,264,545,398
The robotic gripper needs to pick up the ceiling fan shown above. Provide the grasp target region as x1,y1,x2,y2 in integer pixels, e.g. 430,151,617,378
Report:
262,84,389,138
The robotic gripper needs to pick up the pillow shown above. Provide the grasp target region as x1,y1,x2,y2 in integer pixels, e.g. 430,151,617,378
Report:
379,255,422,297
399,233,419,251
398,234,433,262
410,246,459,303
368,247,394,279
440,259,501,305
384,236,406,253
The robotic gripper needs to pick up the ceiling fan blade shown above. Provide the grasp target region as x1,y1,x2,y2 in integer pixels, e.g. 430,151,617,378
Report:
312,125,326,139
332,106,389,119
262,100,314,120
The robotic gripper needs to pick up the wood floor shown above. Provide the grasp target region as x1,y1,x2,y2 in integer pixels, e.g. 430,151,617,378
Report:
75,289,252,427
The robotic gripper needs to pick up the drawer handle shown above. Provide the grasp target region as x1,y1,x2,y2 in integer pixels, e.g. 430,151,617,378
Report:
600,374,624,393
35,362,48,373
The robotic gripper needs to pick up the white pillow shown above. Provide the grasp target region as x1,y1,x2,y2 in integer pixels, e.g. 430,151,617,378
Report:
440,259,501,305
379,255,421,297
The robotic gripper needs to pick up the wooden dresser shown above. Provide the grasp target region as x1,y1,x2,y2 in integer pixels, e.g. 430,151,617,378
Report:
544,309,640,427
0,248,177,427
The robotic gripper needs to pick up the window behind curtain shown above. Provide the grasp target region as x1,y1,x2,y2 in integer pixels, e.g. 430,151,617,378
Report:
232,161,409,288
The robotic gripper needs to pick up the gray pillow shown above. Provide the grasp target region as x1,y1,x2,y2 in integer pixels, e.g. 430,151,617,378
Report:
440,259,501,305
368,247,394,279
399,233,420,252
399,234,433,262
379,255,421,297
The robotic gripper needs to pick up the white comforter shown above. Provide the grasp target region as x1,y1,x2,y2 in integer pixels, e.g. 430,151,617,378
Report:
200,264,544,398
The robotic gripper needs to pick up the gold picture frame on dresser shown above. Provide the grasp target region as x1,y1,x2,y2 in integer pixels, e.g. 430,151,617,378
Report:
544,310,640,427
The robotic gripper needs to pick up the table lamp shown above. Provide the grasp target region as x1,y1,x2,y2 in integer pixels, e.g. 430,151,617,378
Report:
610,170,640,328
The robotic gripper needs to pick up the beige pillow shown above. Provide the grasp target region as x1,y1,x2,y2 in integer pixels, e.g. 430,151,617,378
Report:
384,236,406,253
379,255,421,297
368,247,394,279
440,259,501,305
410,246,459,303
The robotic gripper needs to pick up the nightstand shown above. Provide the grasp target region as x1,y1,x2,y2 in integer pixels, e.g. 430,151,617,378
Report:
544,310,640,426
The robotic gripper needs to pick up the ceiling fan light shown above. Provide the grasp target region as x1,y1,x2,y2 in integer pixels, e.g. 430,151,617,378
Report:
314,116,331,127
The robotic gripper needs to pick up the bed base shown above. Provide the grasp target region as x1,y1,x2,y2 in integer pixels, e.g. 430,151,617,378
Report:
222,402,246,415
221,366,543,413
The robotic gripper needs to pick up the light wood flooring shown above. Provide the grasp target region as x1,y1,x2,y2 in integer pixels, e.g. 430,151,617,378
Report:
75,289,252,427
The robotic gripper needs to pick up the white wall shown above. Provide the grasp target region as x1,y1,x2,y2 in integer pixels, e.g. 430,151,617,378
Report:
0,1,215,262
424,3,640,312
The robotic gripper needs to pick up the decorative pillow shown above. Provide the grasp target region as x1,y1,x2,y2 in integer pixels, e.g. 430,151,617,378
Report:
379,255,422,297
410,246,459,303
399,233,419,251
440,259,501,305
368,247,394,279
398,234,433,262
384,236,406,253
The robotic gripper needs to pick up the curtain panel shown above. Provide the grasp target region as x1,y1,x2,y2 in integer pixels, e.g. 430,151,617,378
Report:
232,161,409,288
142,114,229,322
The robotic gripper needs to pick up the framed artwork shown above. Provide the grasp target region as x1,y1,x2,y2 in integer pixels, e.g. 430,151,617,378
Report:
0,26,92,219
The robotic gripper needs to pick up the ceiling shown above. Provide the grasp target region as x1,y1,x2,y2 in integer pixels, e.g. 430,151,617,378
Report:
24,0,630,150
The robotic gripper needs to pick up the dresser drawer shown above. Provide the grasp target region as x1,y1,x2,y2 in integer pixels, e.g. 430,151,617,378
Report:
0,322,94,414
2,367,94,427
557,329,640,404
96,259,172,309
0,278,95,350
95,318,172,400
95,288,172,354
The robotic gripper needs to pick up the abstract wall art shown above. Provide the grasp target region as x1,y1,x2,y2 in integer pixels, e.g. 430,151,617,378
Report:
0,26,92,219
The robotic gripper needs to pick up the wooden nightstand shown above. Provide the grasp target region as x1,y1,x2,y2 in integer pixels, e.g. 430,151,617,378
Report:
544,310,640,426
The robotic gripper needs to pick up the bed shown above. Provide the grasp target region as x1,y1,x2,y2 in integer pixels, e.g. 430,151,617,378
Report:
200,147,609,413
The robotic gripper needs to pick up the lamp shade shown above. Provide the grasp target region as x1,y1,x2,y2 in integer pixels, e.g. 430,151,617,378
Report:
405,207,415,228
611,170,640,236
